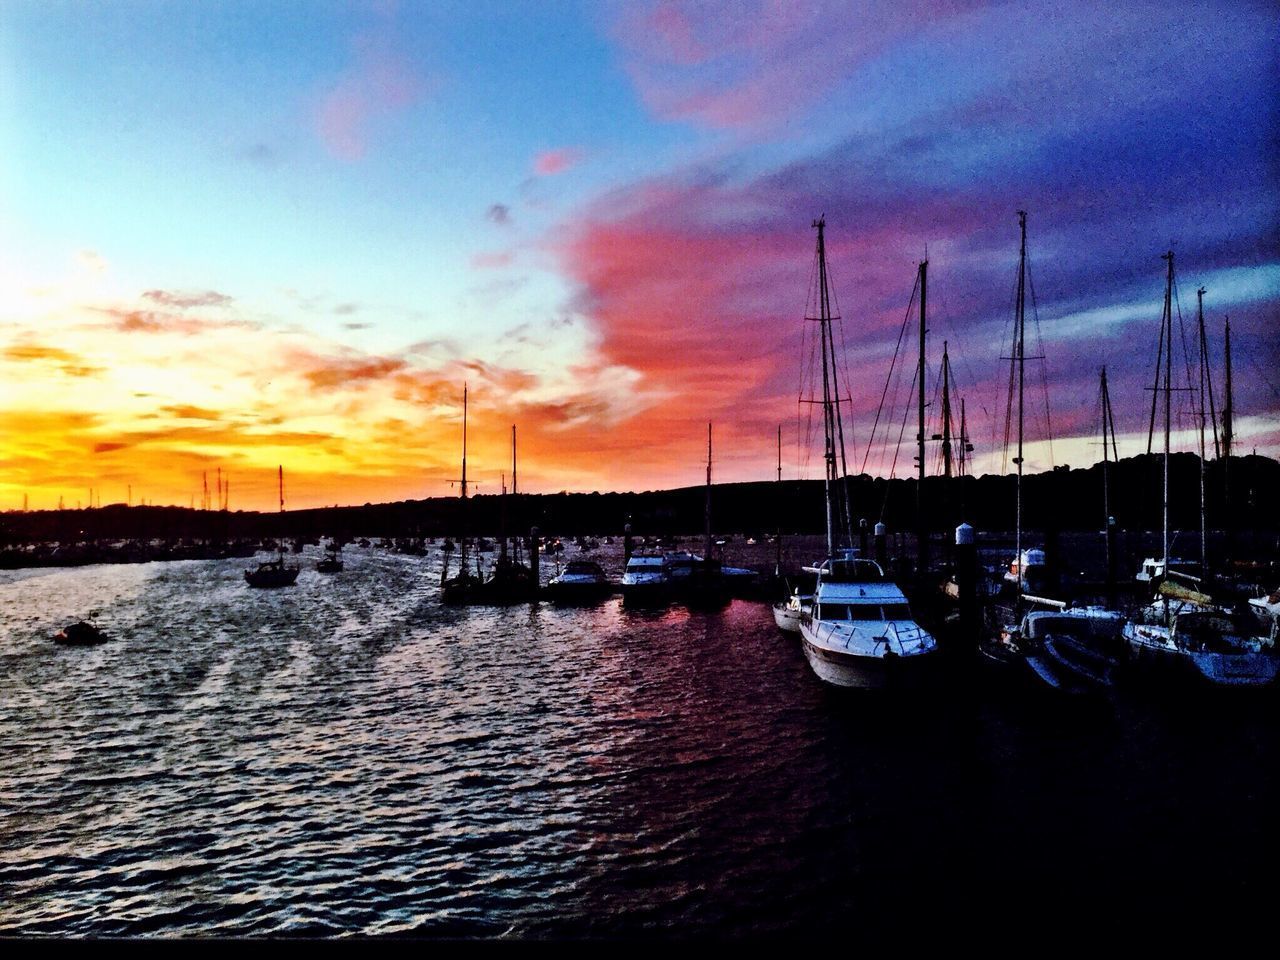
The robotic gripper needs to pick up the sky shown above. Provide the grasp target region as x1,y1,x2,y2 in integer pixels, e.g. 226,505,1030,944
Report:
1,0,1277,511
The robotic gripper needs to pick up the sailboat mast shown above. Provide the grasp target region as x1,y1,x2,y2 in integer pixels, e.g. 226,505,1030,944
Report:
776,424,783,576
461,384,469,500
705,422,713,562
814,218,837,558
941,341,953,479
1161,251,1174,569
1196,286,1208,574
917,257,928,575
1222,316,1234,460
511,424,517,496
278,464,284,513
1015,210,1028,591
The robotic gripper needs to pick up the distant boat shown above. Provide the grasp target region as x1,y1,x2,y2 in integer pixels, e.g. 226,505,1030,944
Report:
547,559,612,605
441,384,482,605
316,544,343,573
246,466,300,588
53,621,108,645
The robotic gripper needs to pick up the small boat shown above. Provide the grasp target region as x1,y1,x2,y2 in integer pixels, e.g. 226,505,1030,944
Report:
475,554,539,605
1024,606,1128,692
547,559,612,604
245,554,300,587
316,546,343,573
1003,547,1048,594
772,587,812,633
247,467,301,587
53,621,108,645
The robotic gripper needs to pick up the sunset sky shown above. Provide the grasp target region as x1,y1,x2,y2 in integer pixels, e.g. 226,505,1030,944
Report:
2,0,1277,511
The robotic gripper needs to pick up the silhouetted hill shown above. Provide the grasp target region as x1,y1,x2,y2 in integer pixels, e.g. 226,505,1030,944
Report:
2,453,1275,544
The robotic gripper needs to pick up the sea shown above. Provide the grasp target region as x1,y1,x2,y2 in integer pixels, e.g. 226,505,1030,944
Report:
2,540,1277,939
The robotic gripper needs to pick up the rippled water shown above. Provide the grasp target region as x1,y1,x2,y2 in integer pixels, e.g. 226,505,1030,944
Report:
2,545,1277,938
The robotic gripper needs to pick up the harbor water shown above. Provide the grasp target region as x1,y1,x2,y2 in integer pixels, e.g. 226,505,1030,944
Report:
1,544,1276,937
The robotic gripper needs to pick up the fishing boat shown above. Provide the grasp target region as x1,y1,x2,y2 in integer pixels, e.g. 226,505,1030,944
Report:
441,385,483,605
795,218,937,688
245,466,300,588
546,559,612,605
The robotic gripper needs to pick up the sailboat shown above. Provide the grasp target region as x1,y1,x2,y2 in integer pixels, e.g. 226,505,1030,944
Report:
976,212,1127,688
795,218,937,688
244,466,300,587
441,385,483,605
475,425,538,605
1123,261,1280,687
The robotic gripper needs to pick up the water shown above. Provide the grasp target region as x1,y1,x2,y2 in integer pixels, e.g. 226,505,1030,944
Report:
2,545,1276,938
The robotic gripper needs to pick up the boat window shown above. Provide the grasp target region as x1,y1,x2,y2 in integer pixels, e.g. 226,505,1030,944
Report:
881,604,911,620
847,604,881,620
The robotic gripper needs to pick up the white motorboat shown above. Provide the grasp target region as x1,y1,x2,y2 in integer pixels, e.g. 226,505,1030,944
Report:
799,553,937,688
772,589,811,633
547,559,612,604
620,553,668,605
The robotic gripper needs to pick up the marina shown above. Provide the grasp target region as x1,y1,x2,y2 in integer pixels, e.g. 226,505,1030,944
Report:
3,0,1278,944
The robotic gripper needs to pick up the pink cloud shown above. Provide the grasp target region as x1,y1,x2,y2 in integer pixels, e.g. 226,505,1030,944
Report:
613,0,991,130
470,250,515,270
533,147,584,177
316,25,428,161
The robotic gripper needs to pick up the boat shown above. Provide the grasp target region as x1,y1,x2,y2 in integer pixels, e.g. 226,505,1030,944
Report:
316,545,344,573
1120,252,1279,687
441,385,483,605
620,552,669,606
245,466,300,587
977,212,1107,670
1003,547,1047,594
547,559,612,604
474,425,538,605
772,583,812,633
53,621,109,645
1019,602,1129,692
801,552,937,688
1125,602,1279,687
794,218,937,688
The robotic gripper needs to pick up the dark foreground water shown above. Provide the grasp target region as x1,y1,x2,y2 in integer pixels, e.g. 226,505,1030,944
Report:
2,545,1276,938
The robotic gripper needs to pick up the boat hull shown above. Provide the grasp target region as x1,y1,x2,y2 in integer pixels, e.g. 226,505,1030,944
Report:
800,629,937,689
772,603,802,633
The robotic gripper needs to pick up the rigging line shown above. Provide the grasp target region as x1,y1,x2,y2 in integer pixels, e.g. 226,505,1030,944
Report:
881,362,919,521
1025,259,1055,467
861,271,919,475
1173,279,1199,429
